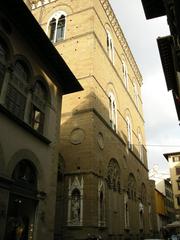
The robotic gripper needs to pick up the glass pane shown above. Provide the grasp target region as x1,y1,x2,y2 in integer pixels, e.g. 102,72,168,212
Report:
56,15,65,41
31,105,44,133
49,18,56,42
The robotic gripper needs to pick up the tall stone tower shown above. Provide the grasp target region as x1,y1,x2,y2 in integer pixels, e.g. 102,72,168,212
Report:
32,0,154,239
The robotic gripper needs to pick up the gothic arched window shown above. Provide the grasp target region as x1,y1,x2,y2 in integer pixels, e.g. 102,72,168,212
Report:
30,80,47,133
126,116,133,150
127,173,136,200
139,202,144,229
48,12,66,43
98,180,105,227
122,57,128,89
141,183,146,204
106,159,121,192
5,60,29,119
106,30,114,63
124,192,129,229
108,91,117,131
138,131,143,162
133,81,138,108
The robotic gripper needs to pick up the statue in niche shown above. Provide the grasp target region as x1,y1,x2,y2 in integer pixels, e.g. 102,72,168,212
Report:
71,189,80,224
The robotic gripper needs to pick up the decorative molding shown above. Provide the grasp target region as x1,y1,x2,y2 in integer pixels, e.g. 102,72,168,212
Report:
99,0,143,84
106,159,121,192
31,0,56,9
67,176,84,226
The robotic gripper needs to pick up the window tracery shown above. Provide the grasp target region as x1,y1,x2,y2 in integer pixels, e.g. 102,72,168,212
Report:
106,159,121,193
127,174,136,200
48,11,66,43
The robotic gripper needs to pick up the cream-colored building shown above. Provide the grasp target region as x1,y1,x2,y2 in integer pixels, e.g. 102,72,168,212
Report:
164,152,180,217
0,1,81,240
32,0,155,239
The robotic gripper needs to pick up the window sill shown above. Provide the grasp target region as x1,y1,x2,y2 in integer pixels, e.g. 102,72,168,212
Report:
0,104,51,144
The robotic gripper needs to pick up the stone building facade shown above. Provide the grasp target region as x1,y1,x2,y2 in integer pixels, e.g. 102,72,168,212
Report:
32,0,155,239
0,1,81,240
164,152,180,218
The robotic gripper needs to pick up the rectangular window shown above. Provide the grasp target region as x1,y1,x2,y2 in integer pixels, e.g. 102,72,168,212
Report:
176,167,180,175
30,105,44,134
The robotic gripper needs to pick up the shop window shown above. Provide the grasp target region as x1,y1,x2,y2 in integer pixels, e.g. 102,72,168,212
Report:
5,160,37,240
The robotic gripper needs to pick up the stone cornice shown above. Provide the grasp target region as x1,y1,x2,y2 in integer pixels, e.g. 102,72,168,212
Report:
31,0,143,84
100,0,143,84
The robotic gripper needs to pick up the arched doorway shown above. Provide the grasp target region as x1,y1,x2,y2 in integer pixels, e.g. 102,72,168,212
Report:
5,160,38,240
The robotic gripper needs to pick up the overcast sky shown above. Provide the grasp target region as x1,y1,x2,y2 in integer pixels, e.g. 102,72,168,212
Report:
109,0,180,173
